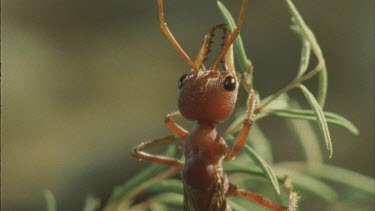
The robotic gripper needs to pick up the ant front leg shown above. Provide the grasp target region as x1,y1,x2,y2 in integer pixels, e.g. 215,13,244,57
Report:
165,111,189,140
226,89,256,160
227,184,293,211
132,135,184,169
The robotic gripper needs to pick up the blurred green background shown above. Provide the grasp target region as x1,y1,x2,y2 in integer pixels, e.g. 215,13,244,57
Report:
2,0,374,210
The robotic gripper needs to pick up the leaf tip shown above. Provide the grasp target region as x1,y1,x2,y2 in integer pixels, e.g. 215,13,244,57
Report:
328,149,333,159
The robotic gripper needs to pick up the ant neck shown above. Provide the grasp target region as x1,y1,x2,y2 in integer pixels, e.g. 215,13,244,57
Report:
197,120,216,128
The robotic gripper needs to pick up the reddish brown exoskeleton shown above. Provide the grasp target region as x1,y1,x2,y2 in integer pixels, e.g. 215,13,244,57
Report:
133,0,296,210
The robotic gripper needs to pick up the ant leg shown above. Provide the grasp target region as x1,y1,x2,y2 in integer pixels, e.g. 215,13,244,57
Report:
213,0,248,72
132,135,184,169
227,184,290,211
157,0,199,72
165,111,189,140
226,89,256,160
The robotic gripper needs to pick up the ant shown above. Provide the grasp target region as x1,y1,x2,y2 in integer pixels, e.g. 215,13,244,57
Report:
133,0,296,210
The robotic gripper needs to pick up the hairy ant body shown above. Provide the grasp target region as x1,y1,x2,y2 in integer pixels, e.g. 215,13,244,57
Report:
133,0,295,210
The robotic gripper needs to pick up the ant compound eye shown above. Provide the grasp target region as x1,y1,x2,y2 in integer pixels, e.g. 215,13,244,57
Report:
224,76,237,91
178,74,188,89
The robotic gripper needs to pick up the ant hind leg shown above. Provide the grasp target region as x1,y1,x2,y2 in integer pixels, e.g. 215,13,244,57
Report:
227,184,292,211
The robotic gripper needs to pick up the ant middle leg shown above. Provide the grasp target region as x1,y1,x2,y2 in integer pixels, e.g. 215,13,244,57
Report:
226,89,256,160
157,0,198,72
132,135,184,169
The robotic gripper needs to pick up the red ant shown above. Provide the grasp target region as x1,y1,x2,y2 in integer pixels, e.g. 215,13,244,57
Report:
133,0,296,210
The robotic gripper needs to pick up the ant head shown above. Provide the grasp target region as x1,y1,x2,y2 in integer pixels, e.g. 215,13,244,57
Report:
177,24,239,122
177,69,238,122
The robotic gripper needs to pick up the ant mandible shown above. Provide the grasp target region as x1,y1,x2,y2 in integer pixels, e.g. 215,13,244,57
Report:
133,0,294,210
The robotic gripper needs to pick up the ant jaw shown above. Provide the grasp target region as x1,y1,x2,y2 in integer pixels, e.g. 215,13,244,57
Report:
209,69,218,77
191,67,199,73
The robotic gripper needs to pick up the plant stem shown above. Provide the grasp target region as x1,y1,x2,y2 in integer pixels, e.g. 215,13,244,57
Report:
255,61,324,113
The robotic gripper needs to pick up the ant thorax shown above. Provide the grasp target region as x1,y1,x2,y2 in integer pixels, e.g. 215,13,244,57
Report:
177,69,239,123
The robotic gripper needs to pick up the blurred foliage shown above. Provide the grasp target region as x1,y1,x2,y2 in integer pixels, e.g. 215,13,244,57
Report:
2,0,374,210
42,0,374,210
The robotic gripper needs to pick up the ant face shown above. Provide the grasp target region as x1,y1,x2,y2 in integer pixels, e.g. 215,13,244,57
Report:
178,69,238,122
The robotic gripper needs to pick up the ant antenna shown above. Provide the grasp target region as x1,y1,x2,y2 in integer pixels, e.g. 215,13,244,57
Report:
213,0,248,73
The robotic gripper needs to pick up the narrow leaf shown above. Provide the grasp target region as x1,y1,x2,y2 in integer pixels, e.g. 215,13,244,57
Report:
315,165,375,195
291,25,311,78
150,202,168,211
248,124,273,163
224,162,264,176
268,108,359,135
44,190,57,211
299,84,332,157
107,164,164,204
261,93,291,111
83,195,100,211
228,199,252,211
224,112,267,136
226,162,337,203
244,145,280,194
275,167,338,202
148,179,183,193
230,197,267,211
318,66,328,108
288,119,323,165
151,192,184,206
225,94,290,136
107,145,176,204
280,162,375,195
285,0,328,107
287,98,323,165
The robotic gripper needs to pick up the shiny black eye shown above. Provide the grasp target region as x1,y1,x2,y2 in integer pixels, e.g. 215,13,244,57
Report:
178,74,188,89
224,76,236,91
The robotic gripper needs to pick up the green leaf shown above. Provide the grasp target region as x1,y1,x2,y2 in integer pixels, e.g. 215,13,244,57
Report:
224,113,267,136
224,162,264,176
228,198,257,211
248,124,273,164
280,162,375,195
275,167,338,202
151,192,184,206
107,164,164,204
243,145,280,194
150,202,169,211
291,25,311,78
44,190,57,211
318,66,328,108
299,84,332,158
285,97,324,165
261,93,291,111
107,145,176,204
315,165,375,195
268,108,359,135
287,119,323,165
225,162,337,203
225,94,290,136
83,195,100,211
217,1,251,77
285,0,328,107
148,179,183,193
